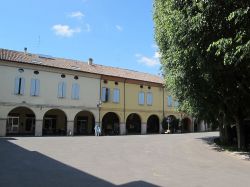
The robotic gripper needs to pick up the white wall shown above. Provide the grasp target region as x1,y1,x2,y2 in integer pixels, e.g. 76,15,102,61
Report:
0,62,100,120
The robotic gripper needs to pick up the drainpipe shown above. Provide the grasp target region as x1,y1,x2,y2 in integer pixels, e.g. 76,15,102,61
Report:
162,86,165,134
124,79,126,133
163,86,165,118
99,76,102,126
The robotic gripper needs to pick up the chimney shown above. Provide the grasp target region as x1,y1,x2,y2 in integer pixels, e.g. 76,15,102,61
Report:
88,58,93,65
24,47,27,54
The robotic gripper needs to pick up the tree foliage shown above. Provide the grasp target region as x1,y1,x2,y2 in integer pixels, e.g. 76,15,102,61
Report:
154,0,250,149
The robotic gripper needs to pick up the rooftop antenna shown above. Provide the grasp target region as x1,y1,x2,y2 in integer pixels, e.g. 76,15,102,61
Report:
24,47,27,54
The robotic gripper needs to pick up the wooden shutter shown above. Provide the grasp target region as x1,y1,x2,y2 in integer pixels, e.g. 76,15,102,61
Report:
30,79,36,96
14,77,20,94
168,96,172,107
58,82,63,98
139,92,144,105
62,82,66,98
75,84,79,99
20,78,25,95
35,79,40,96
113,88,120,103
147,92,153,105
72,83,79,99
101,87,106,102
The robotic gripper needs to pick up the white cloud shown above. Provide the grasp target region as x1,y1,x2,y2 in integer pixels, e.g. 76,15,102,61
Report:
69,11,84,19
115,25,123,31
135,53,160,67
52,24,81,37
154,51,161,59
84,23,91,32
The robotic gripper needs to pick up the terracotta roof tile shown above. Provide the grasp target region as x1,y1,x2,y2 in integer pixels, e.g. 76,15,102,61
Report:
0,48,163,84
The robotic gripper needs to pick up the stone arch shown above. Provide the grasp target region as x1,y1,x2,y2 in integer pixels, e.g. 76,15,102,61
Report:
6,106,36,136
162,115,179,133
193,118,199,132
74,110,95,135
147,114,160,134
126,113,141,135
182,117,192,133
102,112,120,135
43,109,67,136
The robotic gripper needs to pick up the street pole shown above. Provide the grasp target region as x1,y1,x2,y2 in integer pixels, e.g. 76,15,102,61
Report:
166,117,171,134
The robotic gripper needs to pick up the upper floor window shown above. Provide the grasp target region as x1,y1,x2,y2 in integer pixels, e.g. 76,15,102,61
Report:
14,77,25,95
71,83,80,100
168,95,173,107
30,79,40,96
146,92,153,105
174,101,179,108
58,81,66,98
101,87,110,102
113,88,120,103
138,92,145,105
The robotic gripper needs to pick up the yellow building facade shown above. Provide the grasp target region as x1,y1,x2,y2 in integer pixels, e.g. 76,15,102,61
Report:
99,75,166,135
0,48,193,137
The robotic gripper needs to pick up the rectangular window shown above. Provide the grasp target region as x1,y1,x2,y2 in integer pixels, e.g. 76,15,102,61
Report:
147,92,153,105
14,77,25,95
101,87,109,102
30,79,40,96
174,101,179,108
113,88,120,103
168,95,172,107
58,82,66,98
71,83,80,100
138,92,145,105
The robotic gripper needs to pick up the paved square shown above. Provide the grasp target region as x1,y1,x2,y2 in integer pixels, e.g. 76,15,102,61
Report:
1,132,250,187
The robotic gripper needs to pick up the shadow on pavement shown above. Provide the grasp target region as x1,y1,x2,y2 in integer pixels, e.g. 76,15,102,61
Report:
0,138,159,187
196,136,225,152
197,136,250,160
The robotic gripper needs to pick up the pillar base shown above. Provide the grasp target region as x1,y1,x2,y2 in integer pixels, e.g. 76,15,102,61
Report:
35,119,43,136
141,123,147,134
120,123,126,135
159,123,163,134
0,118,7,137
67,121,74,136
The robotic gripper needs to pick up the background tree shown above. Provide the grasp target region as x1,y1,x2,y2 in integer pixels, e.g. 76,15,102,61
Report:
154,0,250,149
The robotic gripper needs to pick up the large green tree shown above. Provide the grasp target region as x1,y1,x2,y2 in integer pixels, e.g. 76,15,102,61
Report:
154,0,250,149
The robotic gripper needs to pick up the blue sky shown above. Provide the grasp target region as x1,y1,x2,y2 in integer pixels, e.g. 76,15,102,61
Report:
0,0,161,75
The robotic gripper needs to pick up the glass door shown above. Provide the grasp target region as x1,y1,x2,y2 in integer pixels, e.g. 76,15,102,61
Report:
7,116,19,134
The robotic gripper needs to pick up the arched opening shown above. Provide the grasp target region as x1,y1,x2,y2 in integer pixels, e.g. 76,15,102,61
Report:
182,117,192,133
194,119,199,132
43,109,67,136
162,115,178,133
102,112,120,135
126,113,141,134
147,115,159,134
6,107,35,136
74,111,95,135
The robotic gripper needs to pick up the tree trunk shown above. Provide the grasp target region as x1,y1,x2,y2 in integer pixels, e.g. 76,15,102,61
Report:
224,124,229,145
236,118,246,150
219,117,225,143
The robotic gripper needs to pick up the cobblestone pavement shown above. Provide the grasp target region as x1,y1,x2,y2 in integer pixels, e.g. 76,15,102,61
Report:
1,132,250,187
